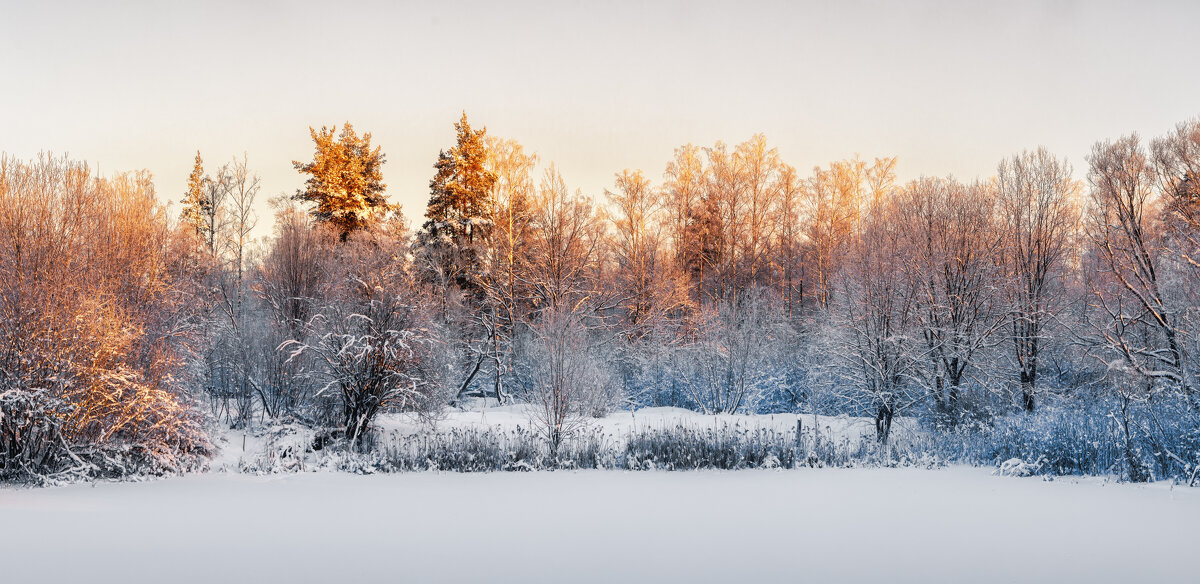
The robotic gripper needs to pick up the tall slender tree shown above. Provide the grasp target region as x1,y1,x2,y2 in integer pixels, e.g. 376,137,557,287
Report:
180,151,209,240
417,113,498,295
997,148,1080,411
415,113,500,403
424,113,495,236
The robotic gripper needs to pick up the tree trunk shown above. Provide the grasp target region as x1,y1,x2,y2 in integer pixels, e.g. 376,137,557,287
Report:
875,404,894,444
1020,370,1036,412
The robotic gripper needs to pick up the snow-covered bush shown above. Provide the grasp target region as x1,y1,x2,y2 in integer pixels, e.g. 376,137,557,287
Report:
282,226,448,446
0,155,211,484
381,427,545,472
674,288,787,415
625,424,796,470
918,398,1200,482
514,304,620,458
996,457,1043,477
0,390,70,481
377,426,619,472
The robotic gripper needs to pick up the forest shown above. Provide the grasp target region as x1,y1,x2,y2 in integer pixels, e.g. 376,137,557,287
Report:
3,113,1200,484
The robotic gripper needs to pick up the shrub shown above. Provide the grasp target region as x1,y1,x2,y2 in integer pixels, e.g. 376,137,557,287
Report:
919,399,1200,482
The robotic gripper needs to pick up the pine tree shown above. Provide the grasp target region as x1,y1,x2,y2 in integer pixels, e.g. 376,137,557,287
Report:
180,151,210,239
423,112,497,242
416,113,498,294
292,122,388,240
683,192,724,302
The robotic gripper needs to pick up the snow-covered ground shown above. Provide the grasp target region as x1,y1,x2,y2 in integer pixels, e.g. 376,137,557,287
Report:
2,468,1196,583
31,406,1184,582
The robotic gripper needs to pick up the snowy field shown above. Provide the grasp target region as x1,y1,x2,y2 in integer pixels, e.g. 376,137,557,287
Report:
2,468,1197,584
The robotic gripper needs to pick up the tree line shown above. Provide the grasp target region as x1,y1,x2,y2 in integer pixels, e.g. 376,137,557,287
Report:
2,114,1199,480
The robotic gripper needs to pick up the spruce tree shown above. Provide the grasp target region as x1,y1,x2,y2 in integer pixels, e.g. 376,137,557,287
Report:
416,113,498,293
422,112,497,242
180,151,210,239
292,122,388,240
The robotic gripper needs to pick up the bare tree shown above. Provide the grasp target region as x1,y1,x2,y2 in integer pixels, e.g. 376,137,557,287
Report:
664,143,706,294
773,163,805,317
254,199,333,416
201,162,233,256
735,135,782,288
520,303,614,459
900,177,1006,421
606,169,689,336
285,224,444,445
679,287,783,414
803,159,864,311
480,136,539,404
997,148,1081,411
223,155,260,323
517,167,618,453
1152,118,1200,273
1085,134,1189,394
521,165,606,310
839,191,922,443
211,155,262,425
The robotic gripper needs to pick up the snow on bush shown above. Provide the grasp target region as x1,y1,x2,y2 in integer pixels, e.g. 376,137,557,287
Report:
996,457,1042,477
210,406,940,474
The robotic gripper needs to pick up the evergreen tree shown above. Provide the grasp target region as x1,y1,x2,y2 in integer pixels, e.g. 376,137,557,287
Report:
180,151,210,239
416,113,498,293
292,122,388,240
683,192,724,302
423,113,497,240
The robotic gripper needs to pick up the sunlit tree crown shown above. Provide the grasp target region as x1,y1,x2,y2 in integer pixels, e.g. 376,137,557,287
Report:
292,122,389,239
180,151,209,238
424,112,497,238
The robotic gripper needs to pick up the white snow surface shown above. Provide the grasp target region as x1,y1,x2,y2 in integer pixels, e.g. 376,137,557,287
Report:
2,467,1197,583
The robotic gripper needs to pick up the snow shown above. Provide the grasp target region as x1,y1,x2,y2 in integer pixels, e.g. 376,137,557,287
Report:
2,467,1197,583
14,406,1190,582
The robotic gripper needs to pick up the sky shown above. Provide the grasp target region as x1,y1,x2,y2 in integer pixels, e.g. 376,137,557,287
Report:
2,0,1198,238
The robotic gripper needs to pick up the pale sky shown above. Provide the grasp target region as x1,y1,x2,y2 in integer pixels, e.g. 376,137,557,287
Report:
3,0,1198,237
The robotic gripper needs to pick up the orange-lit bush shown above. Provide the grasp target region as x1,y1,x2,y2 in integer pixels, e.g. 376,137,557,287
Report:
0,154,209,482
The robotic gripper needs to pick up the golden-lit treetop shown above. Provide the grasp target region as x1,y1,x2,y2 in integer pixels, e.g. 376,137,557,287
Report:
180,151,209,238
424,112,497,237
292,122,389,240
